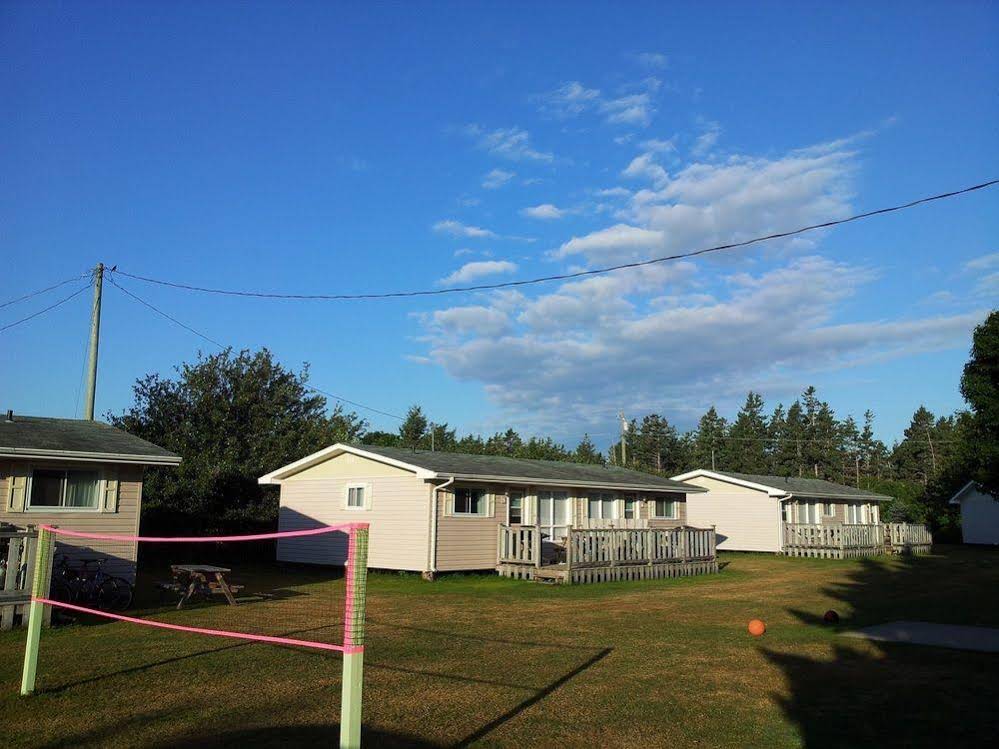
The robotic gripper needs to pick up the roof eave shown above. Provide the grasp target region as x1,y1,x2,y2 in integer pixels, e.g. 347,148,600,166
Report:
436,472,706,493
0,447,181,466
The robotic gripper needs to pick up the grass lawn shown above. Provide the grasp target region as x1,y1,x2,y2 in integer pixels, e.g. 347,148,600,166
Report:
1,546,998,747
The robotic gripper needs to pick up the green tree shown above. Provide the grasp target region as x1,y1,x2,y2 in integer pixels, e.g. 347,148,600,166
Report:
959,310,999,496
690,406,727,470
632,414,686,474
109,348,365,534
724,392,768,473
573,434,605,464
398,405,428,447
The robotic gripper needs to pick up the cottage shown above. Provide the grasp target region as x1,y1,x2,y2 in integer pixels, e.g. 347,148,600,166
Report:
259,444,715,582
1,412,181,582
671,470,898,555
949,481,999,545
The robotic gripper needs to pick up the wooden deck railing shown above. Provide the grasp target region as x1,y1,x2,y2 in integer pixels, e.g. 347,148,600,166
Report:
577,518,650,530
782,523,883,558
886,523,932,553
0,524,39,630
498,525,718,583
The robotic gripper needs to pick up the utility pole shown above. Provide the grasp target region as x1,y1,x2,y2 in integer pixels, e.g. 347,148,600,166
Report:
926,427,937,474
710,447,716,471
618,412,628,466
83,263,104,421
855,454,861,488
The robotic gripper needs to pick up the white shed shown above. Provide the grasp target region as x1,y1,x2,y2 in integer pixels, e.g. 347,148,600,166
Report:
949,482,999,546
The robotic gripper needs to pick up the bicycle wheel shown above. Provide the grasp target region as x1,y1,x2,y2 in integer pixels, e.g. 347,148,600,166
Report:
49,576,75,604
97,578,133,611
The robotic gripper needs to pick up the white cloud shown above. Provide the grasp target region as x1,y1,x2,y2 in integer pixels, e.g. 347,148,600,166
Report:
439,260,518,285
482,169,515,189
433,220,497,239
521,203,566,220
421,255,985,435
429,305,511,337
595,187,632,198
964,252,999,272
622,152,668,185
536,78,657,127
463,124,553,162
691,120,722,157
640,137,677,153
631,51,668,69
601,93,654,127
554,224,665,262
538,81,601,118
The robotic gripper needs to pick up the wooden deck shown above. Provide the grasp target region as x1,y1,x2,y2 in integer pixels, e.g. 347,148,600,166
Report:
782,522,932,559
497,525,718,585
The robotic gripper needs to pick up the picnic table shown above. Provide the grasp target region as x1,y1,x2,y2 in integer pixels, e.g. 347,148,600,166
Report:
168,564,242,609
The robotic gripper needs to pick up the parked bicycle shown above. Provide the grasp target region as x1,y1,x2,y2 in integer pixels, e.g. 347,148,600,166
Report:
51,554,133,612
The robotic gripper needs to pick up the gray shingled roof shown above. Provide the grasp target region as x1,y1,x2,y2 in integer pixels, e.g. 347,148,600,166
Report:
715,471,892,501
356,444,702,493
0,414,181,464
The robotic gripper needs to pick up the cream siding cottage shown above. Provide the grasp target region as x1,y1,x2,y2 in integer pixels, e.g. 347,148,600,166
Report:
259,444,705,576
672,470,892,553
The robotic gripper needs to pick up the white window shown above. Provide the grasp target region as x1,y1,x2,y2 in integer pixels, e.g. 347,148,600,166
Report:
587,492,617,519
653,498,677,519
345,484,368,510
623,497,637,520
508,491,524,524
846,503,869,524
537,490,570,540
453,487,486,516
870,503,880,524
823,502,835,518
28,468,100,511
796,501,822,524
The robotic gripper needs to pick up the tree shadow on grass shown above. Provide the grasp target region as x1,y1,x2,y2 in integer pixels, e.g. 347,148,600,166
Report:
764,548,999,748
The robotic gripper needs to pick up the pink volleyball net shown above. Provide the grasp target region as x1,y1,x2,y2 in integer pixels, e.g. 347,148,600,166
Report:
35,522,369,654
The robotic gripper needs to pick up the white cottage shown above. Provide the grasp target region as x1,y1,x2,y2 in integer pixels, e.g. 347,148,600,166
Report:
949,481,999,545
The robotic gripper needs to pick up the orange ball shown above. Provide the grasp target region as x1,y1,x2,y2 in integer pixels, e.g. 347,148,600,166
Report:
748,619,766,637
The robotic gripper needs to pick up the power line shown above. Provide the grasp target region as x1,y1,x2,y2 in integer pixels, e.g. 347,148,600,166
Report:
113,179,999,301
0,272,91,310
0,283,92,334
107,275,405,422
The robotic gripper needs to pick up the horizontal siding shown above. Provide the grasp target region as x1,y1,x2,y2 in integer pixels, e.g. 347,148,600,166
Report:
277,475,430,571
960,490,999,545
436,486,507,571
0,460,143,581
686,490,779,552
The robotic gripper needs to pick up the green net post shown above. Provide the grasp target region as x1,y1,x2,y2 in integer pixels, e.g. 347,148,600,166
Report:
340,524,369,749
21,525,54,696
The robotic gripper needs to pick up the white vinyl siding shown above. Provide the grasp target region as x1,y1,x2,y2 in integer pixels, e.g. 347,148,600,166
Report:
683,478,782,552
956,486,999,545
277,475,430,571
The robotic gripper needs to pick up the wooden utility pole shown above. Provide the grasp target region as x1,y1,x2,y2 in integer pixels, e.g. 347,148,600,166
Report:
618,412,628,466
926,427,937,474
83,263,104,420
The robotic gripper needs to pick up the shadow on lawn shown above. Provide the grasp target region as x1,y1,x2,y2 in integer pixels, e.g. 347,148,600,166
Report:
764,547,999,748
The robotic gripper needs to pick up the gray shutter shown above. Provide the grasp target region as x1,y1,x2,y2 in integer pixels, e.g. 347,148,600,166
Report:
102,468,120,513
7,465,28,512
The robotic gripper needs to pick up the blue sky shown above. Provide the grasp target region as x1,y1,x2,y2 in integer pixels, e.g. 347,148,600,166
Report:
2,1,997,448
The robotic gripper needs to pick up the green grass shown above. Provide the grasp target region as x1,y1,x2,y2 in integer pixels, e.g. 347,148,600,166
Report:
1,546,998,747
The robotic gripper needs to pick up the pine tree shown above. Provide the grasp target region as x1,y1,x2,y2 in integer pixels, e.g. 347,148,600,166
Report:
573,434,605,464
691,406,728,470
724,392,768,473
398,405,428,448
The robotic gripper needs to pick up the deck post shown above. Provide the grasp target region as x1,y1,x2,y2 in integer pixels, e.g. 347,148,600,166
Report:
20,525,53,696
565,526,573,585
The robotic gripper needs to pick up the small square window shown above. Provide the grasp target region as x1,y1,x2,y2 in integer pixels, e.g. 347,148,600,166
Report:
653,499,676,519
346,486,366,509
454,488,484,515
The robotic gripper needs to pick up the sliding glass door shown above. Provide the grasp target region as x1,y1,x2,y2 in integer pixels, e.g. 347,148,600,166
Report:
537,490,570,540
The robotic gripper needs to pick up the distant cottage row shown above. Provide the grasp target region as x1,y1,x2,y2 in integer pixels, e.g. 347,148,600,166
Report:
2,415,995,590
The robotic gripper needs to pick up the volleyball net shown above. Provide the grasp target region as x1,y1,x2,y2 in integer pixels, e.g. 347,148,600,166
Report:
20,522,370,747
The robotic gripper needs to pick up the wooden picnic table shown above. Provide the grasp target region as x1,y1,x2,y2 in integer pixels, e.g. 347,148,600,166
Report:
169,564,240,609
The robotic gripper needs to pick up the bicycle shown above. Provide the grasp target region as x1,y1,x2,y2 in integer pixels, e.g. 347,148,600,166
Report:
51,554,133,612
